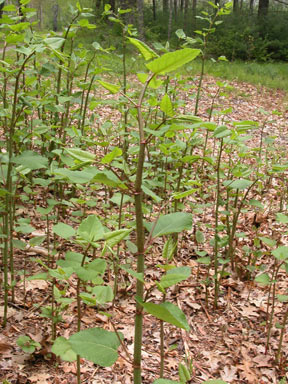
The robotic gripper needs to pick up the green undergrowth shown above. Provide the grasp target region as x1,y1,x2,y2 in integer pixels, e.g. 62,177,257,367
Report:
185,59,288,91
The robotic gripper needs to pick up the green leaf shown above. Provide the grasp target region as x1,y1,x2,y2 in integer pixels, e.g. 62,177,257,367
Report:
14,151,48,170
259,237,276,248
65,148,95,163
120,265,144,283
54,169,94,184
141,301,190,331
213,126,231,139
146,48,200,75
43,37,65,50
77,215,104,243
53,223,75,240
276,213,288,224
144,212,192,238
101,147,122,164
142,185,162,203
173,188,198,199
98,80,120,94
162,238,177,260
276,294,288,303
76,259,106,282
159,266,191,289
255,273,271,286
91,286,113,304
127,37,158,60
17,335,40,354
179,362,191,382
69,328,121,366
153,380,181,384
225,179,253,190
52,337,77,362
160,93,174,116
104,229,131,248
57,252,84,270
272,246,288,261
196,230,205,244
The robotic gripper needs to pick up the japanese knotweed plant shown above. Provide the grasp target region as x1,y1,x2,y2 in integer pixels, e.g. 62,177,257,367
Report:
176,1,232,115
28,214,131,384
98,40,201,383
255,214,288,366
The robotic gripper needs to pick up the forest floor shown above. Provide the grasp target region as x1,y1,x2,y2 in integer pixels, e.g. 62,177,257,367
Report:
0,76,288,384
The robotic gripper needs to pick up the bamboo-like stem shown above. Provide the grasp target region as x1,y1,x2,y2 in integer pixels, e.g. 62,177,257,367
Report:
133,74,154,384
214,138,224,309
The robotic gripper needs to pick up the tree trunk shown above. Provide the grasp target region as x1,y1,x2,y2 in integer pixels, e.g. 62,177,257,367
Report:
233,0,239,12
152,0,156,20
174,0,177,20
137,0,145,40
249,0,254,13
0,1,4,20
258,0,269,16
52,1,59,32
184,0,190,33
163,0,168,14
167,0,173,41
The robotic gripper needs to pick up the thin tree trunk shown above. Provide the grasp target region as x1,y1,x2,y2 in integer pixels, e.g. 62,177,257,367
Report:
163,0,168,14
0,1,5,20
53,1,59,32
137,0,145,40
258,0,269,16
152,0,156,20
249,0,254,13
168,0,173,41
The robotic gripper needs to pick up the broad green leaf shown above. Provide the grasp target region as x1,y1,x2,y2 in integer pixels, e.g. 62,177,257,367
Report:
54,169,94,184
153,380,181,384
14,151,48,170
52,337,77,362
65,148,95,162
43,37,65,50
101,147,122,164
213,126,231,138
255,273,271,286
259,237,276,247
272,246,288,261
93,171,128,189
76,259,106,282
162,238,177,260
69,328,121,366
110,193,131,206
146,48,200,75
91,285,113,304
141,301,190,331
160,94,174,117
53,223,75,240
196,230,205,244
179,362,191,382
142,185,162,203
144,212,192,238
159,266,191,289
57,252,85,270
77,215,104,243
225,179,253,190
128,37,158,60
173,188,198,199
98,80,120,94
104,229,131,248
276,213,288,224
276,294,288,302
